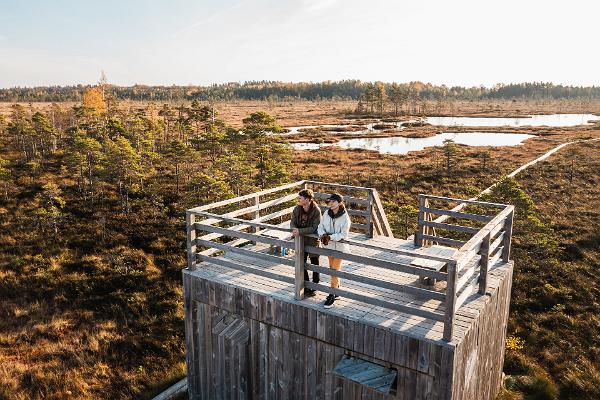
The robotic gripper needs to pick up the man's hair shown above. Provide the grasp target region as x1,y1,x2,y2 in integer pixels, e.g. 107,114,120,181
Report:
298,188,314,200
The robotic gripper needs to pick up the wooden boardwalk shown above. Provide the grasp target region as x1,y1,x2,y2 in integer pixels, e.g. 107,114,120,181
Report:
188,232,510,344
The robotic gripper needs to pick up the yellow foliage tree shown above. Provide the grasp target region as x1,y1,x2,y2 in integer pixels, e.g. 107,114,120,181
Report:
82,86,106,114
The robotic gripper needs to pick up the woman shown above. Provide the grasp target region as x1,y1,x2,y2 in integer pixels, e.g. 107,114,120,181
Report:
317,192,351,308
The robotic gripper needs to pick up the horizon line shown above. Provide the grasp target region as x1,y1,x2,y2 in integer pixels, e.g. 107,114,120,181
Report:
2,79,600,91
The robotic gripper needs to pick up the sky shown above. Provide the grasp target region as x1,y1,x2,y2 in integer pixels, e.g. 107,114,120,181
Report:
1,0,599,88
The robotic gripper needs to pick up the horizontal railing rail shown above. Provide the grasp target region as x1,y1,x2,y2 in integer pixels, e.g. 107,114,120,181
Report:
413,194,514,340
186,184,514,342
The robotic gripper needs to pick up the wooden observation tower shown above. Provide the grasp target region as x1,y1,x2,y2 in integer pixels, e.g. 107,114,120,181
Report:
183,180,514,399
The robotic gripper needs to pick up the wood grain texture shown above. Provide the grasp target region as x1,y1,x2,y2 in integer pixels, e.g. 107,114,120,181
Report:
183,260,513,399
184,184,514,399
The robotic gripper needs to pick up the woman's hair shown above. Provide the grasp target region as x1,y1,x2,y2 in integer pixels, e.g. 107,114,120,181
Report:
329,192,346,210
298,188,314,200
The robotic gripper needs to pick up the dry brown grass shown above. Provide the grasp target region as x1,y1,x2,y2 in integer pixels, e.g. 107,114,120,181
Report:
2,98,600,128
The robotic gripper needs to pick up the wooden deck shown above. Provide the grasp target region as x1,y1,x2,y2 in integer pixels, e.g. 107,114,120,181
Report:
184,181,515,399
187,232,511,345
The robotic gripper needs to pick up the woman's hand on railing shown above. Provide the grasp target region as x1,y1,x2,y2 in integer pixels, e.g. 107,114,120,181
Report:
291,228,300,237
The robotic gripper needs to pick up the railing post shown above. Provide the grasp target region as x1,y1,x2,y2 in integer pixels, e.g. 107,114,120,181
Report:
366,189,375,238
478,231,491,294
443,259,458,341
251,194,260,244
186,210,197,271
414,195,426,247
294,234,305,300
501,208,514,262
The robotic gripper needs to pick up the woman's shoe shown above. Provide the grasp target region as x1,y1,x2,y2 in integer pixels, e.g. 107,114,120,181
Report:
324,294,336,308
304,288,317,297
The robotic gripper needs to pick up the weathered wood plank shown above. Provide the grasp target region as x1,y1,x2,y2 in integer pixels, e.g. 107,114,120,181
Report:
196,223,294,249
304,245,448,281
421,234,467,248
420,194,507,209
318,204,369,217
186,211,197,271
192,253,454,338
304,263,446,301
502,210,514,262
294,234,305,300
196,193,294,227
422,220,479,234
415,195,427,247
150,378,187,400
371,189,393,237
195,237,294,266
198,256,295,285
422,206,494,222
195,212,292,234
305,282,445,322
366,189,375,238
313,191,370,206
479,232,491,294
338,237,454,263
197,205,296,246
190,180,304,212
189,259,454,340
443,261,458,341
455,206,514,256
306,180,371,192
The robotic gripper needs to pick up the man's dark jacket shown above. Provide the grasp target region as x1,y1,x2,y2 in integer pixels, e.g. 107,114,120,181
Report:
290,201,322,249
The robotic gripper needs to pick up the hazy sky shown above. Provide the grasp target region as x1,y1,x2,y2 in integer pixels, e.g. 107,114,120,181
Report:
1,0,598,88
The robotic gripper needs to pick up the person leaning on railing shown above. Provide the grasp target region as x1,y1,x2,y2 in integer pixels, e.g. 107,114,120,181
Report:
318,193,351,309
290,188,322,297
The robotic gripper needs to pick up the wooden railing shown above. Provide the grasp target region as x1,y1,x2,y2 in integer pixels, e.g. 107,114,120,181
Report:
414,194,514,340
186,183,513,341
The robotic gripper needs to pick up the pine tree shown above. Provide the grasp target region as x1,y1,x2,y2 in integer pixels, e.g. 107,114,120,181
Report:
242,111,282,137
375,82,387,115
163,139,196,196
32,182,66,238
158,104,175,143
0,156,11,200
104,137,142,213
31,111,59,156
442,139,462,175
65,128,103,194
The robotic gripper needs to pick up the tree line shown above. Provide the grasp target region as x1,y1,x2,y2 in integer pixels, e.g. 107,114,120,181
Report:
1,80,599,103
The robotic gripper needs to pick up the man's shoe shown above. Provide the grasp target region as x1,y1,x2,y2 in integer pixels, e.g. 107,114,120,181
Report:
304,288,317,297
324,294,336,308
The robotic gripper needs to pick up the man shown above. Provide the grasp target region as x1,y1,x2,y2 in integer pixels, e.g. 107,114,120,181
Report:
290,188,322,296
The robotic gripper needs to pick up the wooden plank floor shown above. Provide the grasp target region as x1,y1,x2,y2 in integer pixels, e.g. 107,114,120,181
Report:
190,233,512,344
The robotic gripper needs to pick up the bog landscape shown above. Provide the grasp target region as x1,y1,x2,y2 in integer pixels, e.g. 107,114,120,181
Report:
1,81,599,400
1,2,599,400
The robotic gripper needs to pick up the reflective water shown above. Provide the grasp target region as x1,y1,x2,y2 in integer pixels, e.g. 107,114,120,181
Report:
283,114,599,135
290,132,534,154
282,121,411,136
424,114,600,127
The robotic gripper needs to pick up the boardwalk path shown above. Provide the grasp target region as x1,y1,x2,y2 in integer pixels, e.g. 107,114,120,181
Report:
480,137,600,197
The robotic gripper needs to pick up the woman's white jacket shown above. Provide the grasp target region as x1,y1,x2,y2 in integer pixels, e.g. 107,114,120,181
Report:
317,208,351,253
